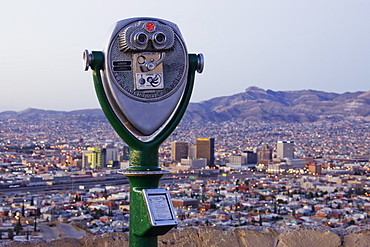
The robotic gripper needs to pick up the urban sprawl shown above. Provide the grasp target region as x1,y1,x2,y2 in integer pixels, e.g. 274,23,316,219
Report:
0,116,370,242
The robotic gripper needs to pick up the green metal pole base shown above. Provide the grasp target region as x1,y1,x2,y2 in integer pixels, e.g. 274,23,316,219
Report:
124,171,169,247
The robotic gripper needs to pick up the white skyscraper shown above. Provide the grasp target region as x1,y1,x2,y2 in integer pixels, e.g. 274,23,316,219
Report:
276,141,294,159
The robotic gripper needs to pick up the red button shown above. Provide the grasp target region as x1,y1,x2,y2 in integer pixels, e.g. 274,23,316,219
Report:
146,22,155,32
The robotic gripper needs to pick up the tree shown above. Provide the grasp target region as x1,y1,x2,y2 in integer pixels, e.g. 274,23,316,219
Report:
93,208,103,219
205,219,210,226
7,229,14,240
259,194,266,201
348,219,356,226
22,202,25,217
14,219,22,235
103,189,108,199
259,214,262,226
306,192,314,199
34,217,37,232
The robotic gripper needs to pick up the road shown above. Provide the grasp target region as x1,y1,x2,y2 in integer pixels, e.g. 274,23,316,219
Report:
58,223,87,238
39,223,87,241
38,224,59,242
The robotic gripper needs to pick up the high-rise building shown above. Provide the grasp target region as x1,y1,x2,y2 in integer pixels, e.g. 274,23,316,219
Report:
82,147,102,169
102,147,119,166
195,138,215,166
171,141,189,163
276,141,294,159
256,144,272,163
82,146,119,169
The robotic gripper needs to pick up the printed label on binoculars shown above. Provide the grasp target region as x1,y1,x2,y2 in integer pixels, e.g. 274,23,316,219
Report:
133,52,164,90
112,61,132,72
135,72,164,90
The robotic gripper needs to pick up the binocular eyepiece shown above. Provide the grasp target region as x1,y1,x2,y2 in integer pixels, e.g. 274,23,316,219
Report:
119,20,175,52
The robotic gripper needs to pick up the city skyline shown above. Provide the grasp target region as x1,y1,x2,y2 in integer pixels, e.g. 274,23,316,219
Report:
1,1,370,112
0,112,369,241
0,100,370,242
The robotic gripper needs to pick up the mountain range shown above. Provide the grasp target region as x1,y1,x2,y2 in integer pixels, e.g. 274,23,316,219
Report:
184,87,370,122
1,87,370,123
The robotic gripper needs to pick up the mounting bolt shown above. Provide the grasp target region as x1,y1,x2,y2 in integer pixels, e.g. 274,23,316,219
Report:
196,53,204,73
83,49,93,71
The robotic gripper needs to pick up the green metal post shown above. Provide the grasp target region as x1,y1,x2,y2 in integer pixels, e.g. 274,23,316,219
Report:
125,172,164,247
124,147,162,247
89,52,200,247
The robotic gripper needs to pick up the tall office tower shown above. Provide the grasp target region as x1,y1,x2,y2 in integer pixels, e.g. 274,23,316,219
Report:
195,138,215,166
171,141,189,163
82,146,119,169
102,147,119,167
276,141,294,159
82,147,102,169
256,144,273,163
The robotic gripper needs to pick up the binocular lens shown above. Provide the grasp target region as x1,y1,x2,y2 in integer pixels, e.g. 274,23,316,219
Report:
153,32,166,45
134,32,148,45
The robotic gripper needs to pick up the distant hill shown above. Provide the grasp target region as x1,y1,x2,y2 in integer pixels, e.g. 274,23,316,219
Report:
183,87,370,123
1,87,370,123
0,108,105,120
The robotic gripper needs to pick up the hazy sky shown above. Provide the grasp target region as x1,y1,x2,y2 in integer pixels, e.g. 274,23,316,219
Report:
1,0,369,111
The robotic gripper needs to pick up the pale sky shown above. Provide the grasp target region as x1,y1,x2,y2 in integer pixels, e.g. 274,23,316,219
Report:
0,0,369,111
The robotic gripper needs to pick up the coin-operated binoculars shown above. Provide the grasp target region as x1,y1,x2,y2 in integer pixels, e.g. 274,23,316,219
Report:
84,17,203,247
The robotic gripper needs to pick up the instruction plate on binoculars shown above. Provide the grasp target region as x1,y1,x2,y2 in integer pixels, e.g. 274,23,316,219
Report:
133,52,164,90
142,188,177,226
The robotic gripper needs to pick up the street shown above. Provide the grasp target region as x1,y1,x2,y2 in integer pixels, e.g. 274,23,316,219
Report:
38,223,87,241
